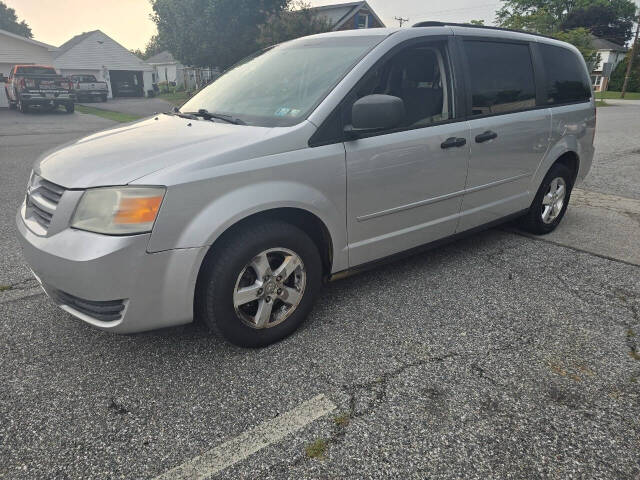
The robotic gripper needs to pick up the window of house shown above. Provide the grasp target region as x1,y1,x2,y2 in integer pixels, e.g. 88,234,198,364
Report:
539,43,591,105
343,41,453,131
356,13,369,28
464,41,536,116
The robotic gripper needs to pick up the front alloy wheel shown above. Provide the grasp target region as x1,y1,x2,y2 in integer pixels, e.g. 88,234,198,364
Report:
196,220,322,347
233,248,306,329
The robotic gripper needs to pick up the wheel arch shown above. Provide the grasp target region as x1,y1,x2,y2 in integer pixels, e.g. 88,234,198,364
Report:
194,206,335,291
553,151,580,184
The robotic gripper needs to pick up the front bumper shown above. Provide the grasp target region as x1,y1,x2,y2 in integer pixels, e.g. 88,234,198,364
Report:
16,210,206,333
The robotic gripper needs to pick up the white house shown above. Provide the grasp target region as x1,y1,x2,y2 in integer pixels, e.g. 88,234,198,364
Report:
147,50,184,87
54,30,153,98
591,36,627,92
310,1,385,30
0,28,57,107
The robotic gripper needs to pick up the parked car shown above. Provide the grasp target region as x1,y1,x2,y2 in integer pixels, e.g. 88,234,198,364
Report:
113,80,141,97
5,65,75,113
70,74,108,102
17,24,595,347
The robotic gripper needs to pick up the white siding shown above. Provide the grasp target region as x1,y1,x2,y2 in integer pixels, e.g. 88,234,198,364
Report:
594,50,626,73
0,31,54,68
54,31,152,72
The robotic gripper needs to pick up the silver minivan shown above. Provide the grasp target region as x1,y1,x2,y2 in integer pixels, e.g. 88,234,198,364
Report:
16,24,595,347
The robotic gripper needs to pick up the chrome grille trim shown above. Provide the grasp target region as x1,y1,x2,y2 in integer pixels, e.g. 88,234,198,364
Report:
25,174,66,233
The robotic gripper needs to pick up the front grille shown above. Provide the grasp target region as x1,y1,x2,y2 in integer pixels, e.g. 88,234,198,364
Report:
50,289,126,322
26,175,66,232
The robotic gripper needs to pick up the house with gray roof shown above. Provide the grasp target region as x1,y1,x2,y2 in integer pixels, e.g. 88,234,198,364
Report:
311,1,385,31
54,30,153,98
590,35,627,92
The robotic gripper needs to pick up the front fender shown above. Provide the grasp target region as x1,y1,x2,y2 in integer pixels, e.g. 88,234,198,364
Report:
146,143,349,272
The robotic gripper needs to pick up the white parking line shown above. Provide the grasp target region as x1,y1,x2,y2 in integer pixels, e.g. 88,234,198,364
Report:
154,394,337,480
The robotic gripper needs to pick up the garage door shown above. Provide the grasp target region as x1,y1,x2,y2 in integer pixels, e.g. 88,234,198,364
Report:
109,70,144,98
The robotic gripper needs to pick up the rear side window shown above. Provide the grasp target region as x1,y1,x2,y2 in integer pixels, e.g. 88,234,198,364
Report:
15,66,57,75
464,41,536,116
539,44,591,105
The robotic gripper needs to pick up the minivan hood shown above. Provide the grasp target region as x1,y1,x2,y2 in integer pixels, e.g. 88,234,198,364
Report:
36,115,275,188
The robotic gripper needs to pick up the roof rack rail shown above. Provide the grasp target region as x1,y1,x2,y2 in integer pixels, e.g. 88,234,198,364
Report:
411,21,553,40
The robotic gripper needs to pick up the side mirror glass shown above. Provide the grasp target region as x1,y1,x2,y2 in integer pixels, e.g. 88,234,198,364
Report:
346,94,405,137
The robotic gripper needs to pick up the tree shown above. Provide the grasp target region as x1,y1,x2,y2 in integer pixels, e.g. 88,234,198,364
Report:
468,19,486,26
553,27,600,68
258,1,332,48
496,0,637,40
130,36,165,60
608,42,640,91
150,0,288,68
0,1,32,38
561,2,636,45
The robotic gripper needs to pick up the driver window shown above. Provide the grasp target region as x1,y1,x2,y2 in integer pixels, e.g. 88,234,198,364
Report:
345,41,454,131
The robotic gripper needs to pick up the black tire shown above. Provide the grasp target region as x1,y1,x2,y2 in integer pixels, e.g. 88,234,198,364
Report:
101,95,108,102
17,100,28,113
65,103,75,113
518,163,573,235
196,220,323,348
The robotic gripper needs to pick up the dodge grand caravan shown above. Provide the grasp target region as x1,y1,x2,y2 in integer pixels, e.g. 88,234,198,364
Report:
16,24,595,347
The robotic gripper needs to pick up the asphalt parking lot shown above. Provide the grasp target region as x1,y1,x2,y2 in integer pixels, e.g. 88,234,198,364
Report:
1,106,639,479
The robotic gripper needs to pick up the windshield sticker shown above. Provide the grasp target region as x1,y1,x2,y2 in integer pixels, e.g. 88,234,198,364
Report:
289,109,301,117
274,107,291,117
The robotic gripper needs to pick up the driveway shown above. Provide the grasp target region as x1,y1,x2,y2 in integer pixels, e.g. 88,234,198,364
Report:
78,97,175,116
1,105,639,479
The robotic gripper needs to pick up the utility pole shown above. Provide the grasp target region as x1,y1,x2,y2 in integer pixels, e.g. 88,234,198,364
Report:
621,10,640,99
395,16,409,27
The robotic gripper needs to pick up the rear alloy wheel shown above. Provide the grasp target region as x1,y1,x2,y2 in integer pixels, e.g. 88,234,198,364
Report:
197,220,322,347
17,100,28,113
65,103,75,113
518,163,573,235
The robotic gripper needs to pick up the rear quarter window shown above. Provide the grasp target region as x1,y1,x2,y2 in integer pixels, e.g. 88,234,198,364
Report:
15,66,57,75
539,44,591,105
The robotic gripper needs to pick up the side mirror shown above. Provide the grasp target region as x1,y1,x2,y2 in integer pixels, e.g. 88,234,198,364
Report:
345,94,405,138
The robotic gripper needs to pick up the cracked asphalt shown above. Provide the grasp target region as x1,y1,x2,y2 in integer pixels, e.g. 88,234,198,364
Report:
1,105,640,479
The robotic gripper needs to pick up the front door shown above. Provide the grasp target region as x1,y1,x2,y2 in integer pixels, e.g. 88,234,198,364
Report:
345,39,470,267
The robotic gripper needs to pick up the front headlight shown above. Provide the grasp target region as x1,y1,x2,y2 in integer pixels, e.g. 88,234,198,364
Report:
71,186,166,235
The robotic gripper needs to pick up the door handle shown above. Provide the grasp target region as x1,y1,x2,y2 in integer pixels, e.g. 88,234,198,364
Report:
441,137,467,149
475,130,498,143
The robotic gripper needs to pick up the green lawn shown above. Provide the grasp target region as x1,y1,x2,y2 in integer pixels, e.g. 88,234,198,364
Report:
75,105,143,123
596,100,611,107
597,91,640,100
157,91,192,106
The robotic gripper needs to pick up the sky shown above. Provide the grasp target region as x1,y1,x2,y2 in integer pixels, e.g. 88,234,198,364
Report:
4,0,639,50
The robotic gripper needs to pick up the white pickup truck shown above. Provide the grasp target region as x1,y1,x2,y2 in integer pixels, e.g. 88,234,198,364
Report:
71,74,108,102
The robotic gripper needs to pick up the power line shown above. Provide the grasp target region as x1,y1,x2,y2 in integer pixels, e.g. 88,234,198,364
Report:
394,16,409,27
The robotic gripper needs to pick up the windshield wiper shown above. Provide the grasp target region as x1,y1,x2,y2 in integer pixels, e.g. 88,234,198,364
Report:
182,109,246,125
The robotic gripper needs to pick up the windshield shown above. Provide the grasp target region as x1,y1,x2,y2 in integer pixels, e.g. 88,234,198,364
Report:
180,35,386,127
